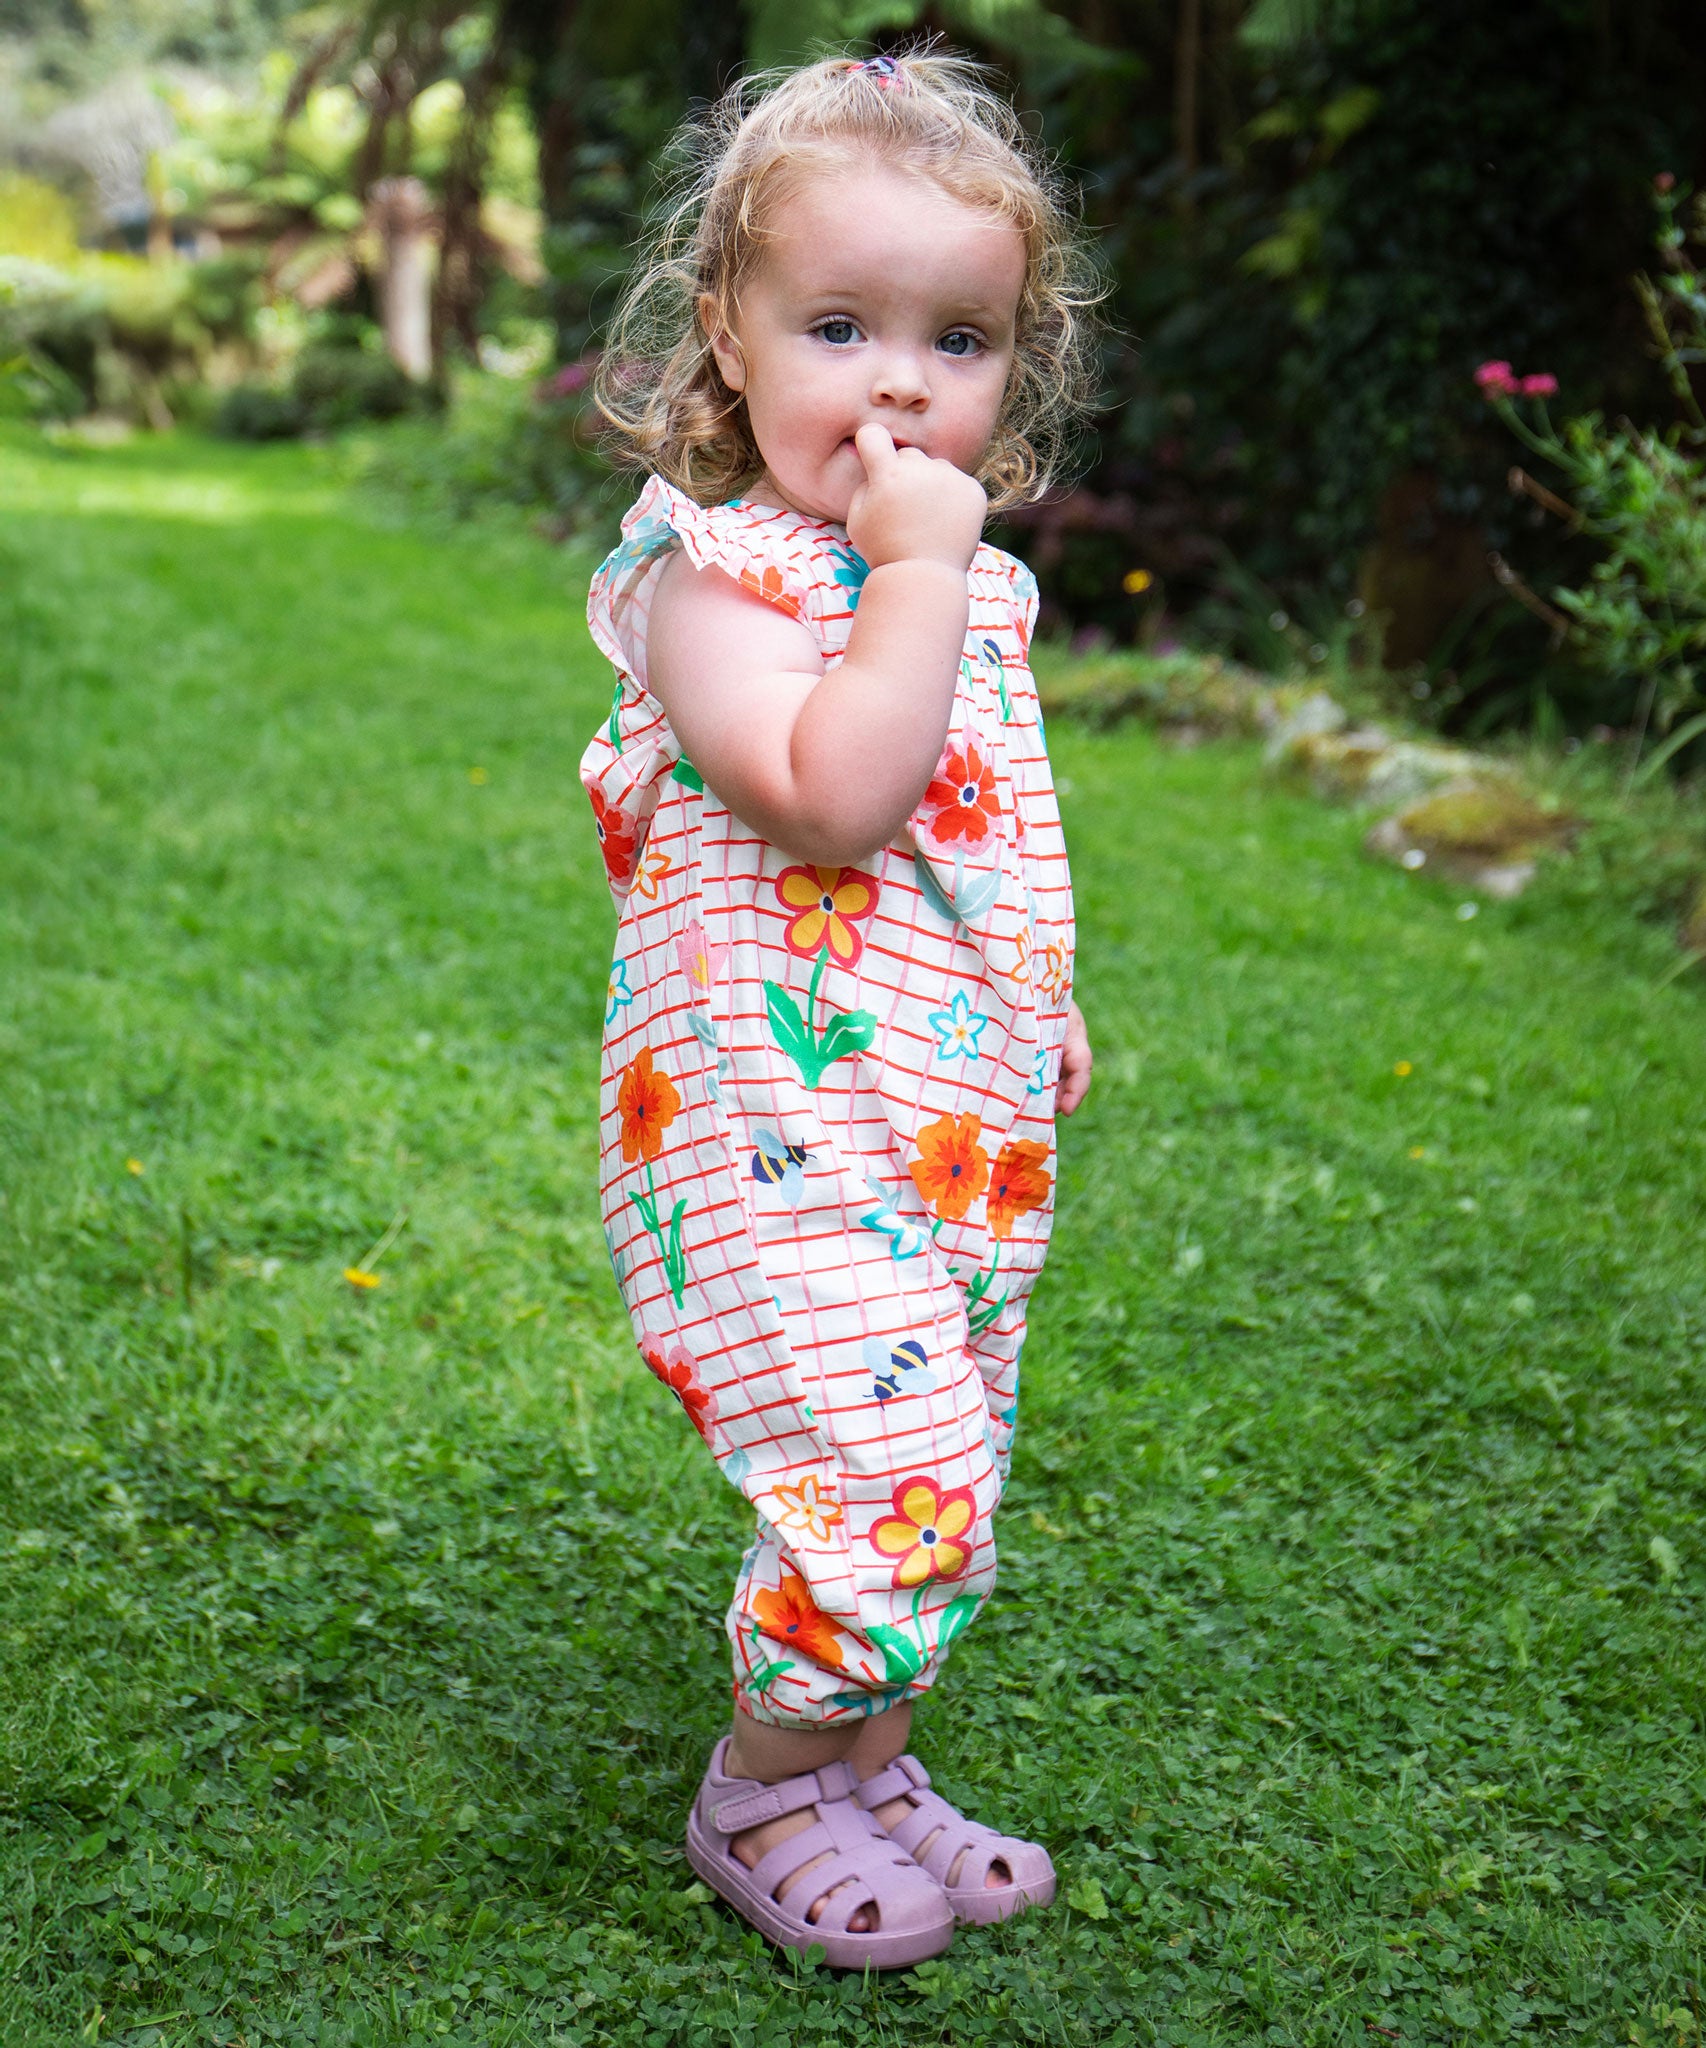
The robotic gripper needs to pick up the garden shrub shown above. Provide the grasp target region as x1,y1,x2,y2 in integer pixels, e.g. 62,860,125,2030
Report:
354,362,617,541
217,341,432,441
1477,182,1706,763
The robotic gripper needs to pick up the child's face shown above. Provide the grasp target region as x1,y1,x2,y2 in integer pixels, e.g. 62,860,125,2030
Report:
706,161,1026,525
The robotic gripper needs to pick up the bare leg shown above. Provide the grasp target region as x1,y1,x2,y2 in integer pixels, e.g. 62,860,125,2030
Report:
725,1707,878,1931
850,1702,1011,1893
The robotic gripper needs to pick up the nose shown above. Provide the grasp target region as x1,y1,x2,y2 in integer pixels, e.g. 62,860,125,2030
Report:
868,343,930,413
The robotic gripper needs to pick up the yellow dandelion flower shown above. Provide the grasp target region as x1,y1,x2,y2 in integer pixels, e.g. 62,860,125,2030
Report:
1408,1146,1426,1161
125,1157,145,1175
468,766,489,785
1393,1061,1413,1077
1122,568,1155,596
344,1267,382,1290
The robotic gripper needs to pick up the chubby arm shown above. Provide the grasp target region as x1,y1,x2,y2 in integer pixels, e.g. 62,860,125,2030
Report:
645,426,984,866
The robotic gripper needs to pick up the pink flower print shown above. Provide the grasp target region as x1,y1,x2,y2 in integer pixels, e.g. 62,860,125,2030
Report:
675,920,728,993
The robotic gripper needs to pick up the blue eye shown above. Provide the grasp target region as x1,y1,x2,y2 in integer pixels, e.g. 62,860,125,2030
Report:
938,331,982,358
815,318,859,346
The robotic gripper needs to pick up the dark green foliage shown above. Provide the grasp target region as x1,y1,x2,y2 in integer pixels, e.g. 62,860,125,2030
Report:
1006,0,1706,717
1,431,1703,2044
218,343,432,441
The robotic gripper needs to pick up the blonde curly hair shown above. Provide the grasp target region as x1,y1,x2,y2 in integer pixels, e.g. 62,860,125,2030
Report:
593,48,1103,514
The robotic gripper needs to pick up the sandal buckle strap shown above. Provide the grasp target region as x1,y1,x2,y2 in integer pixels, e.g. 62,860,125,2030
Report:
710,1756,859,1836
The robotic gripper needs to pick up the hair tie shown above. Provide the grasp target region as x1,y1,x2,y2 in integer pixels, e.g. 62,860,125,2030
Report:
852,54,902,88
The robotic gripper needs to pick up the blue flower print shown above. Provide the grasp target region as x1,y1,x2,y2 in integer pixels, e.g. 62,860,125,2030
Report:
857,1176,930,1261
863,1335,942,1404
720,1442,753,1487
827,543,869,610
927,990,990,1063
601,513,676,585
606,957,634,1025
1027,1042,1053,1096
687,1007,730,1107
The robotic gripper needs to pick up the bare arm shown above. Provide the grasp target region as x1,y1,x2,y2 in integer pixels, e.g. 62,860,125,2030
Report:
1057,1001,1093,1115
646,426,986,866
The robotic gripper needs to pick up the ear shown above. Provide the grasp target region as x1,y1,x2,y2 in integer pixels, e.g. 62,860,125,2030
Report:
699,292,746,394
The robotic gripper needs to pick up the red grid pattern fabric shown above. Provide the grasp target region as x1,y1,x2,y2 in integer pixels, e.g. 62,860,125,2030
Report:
581,475,1075,1726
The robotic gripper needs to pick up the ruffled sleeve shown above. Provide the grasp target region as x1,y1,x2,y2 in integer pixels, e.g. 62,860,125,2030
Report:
580,478,827,910
585,476,822,688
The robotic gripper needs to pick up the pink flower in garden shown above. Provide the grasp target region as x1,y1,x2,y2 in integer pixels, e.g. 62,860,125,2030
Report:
540,358,595,401
1518,373,1558,398
1655,171,1677,194
1473,360,1519,398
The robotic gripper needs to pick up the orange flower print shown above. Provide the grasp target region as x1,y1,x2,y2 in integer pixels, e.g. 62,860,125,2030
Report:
631,847,675,902
870,1475,977,1589
753,1570,845,1668
923,740,1001,850
738,563,804,620
1038,938,1072,1004
775,865,880,964
640,1337,713,1441
772,1472,843,1543
589,785,636,887
1012,925,1033,986
985,1139,1053,1242
908,1111,990,1223
617,1047,681,1165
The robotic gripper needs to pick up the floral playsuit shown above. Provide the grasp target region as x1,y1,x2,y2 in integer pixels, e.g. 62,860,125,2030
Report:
582,476,1075,1727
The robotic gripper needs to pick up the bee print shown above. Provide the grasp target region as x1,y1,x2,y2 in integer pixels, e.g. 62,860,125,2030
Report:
979,637,1014,721
749,1126,811,1208
863,1335,941,1405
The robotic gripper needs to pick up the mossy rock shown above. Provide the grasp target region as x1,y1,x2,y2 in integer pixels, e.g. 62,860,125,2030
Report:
1393,781,1576,860
1278,728,1495,809
1366,776,1578,899
1036,649,1271,737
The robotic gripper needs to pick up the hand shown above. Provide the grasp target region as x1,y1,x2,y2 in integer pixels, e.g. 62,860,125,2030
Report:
1056,1001,1093,1116
846,423,987,574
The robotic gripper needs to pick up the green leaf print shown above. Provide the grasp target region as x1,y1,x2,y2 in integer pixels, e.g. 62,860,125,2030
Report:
762,977,876,1091
671,756,704,792
763,981,813,1065
814,1007,876,1066
867,1624,925,1686
937,1592,981,1652
912,846,998,926
740,1658,796,1698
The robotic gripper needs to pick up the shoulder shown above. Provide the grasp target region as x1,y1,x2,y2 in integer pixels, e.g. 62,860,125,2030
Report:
648,545,823,684
971,539,1038,603
969,539,1040,648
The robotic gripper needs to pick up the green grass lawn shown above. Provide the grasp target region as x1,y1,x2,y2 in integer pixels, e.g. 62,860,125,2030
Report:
1,428,1701,2048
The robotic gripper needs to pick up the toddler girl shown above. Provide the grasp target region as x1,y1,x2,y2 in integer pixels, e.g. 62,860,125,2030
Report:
582,49,1097,1969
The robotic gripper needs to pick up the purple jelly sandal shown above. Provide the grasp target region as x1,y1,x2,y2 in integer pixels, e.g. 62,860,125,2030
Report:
685,1737,956,1971
853,1753,1056,1926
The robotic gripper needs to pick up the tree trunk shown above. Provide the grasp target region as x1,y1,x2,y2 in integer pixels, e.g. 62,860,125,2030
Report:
370,176,436,382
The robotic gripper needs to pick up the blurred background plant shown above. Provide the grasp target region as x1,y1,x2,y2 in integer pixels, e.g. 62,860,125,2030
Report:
1475,180,1706,774
4,0,1706,733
